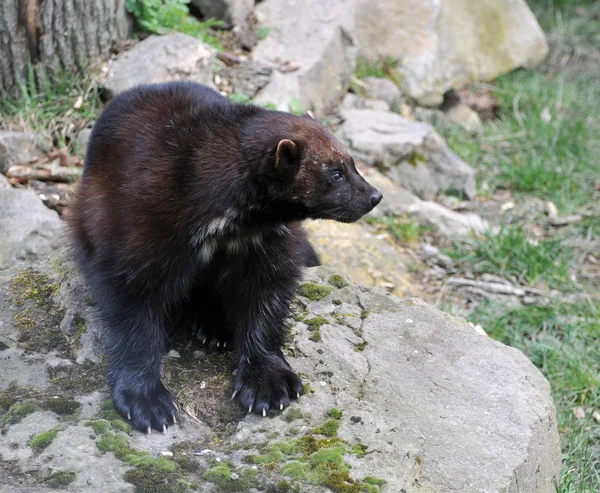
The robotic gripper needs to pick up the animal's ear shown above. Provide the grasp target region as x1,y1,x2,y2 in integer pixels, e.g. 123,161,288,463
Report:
275,139,301,170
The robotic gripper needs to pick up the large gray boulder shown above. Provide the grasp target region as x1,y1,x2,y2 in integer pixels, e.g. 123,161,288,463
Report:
0,132,42,174
338,109,477,200
102,33,217,98
252,0,355,115
0,176,64,270
353,0,549,105
0,252,561,492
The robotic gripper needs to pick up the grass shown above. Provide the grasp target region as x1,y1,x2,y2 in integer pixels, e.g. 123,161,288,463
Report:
439,2,600,490
366,215,425,245
448,225,571,288
0,65,102,152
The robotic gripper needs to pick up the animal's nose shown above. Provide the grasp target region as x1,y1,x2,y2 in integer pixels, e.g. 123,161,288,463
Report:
370,190,383,207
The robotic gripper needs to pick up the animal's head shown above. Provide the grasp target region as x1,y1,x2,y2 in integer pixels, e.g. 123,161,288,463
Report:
247,112,382,223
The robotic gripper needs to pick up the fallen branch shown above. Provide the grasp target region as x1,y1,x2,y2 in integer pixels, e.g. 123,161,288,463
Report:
6,163,82,183
446,277,544,297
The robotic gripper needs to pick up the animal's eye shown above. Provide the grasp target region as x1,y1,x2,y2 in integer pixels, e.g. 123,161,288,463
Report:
331,171,343,182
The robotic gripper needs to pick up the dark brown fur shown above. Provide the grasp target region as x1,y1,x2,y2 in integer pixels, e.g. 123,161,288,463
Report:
68,82,381,432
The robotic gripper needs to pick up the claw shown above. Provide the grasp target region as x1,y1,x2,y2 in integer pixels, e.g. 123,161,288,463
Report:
297,392,300,399
147,426,152,435
127,412,131,421
248,404,253,413
223,342,227,349
280,403,283,411
262,409,266,417
231,390,238,400
216,342,220,348
202,338,207,345
163,424,167,433
172,414,177,424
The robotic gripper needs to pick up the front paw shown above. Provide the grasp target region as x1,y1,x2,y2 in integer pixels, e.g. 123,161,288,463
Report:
110,377,177,433
232,355,303,416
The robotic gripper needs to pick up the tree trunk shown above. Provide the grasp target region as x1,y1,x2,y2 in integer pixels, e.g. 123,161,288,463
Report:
0,0,131,95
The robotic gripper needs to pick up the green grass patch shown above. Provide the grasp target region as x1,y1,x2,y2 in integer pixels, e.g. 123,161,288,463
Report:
1,67,102,152
125,0,222,49
448,225,571,287
366,215,424,245
440,71,599,214
355,56,400,85
468,300,600,491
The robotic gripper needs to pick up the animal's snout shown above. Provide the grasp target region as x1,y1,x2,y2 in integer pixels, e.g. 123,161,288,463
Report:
370,189,383,208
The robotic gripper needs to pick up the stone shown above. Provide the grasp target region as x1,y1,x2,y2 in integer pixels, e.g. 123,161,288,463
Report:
0,132,42,174
444,102,484,134
338,108,477,199
190,0,254,29
75,129,93,158
218,60,272,99
0,252,561,492
341,93,389,112
362,76,402,106
102,33,217,98
303,219,422,298
0,176,64,270
252,0,355,115
353,0,549,105
365,170,489,237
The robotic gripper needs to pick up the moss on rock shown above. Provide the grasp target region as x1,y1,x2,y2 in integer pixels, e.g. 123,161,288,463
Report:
28,428,58,452
297,283,332,301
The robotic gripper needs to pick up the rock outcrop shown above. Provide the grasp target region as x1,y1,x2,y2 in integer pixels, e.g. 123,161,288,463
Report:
102,33,217,98
0,251,561,492
0,176,64,270
338,109,477,199
353,0,549,105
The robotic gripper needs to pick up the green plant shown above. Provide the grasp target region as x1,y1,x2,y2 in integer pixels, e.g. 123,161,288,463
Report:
448,225,570,287
0,65,102,151
125,0,222,48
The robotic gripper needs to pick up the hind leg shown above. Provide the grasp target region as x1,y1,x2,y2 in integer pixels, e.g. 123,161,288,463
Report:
179,284,233,350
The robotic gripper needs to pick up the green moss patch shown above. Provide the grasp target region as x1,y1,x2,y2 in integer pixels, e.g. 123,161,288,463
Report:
10,269,67,355
203,462,259,492
241,418,378,493
328,275,348,289
327,408,343,420
29,428,58,452
297,283,332,301
9,269,57,307
314,419,340,437
43,396,81,416
97,432,129,453
3,399,37,425
123,465,188,493
46,470,76,488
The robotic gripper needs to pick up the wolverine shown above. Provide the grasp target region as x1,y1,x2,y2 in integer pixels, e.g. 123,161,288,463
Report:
68,82,383,433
